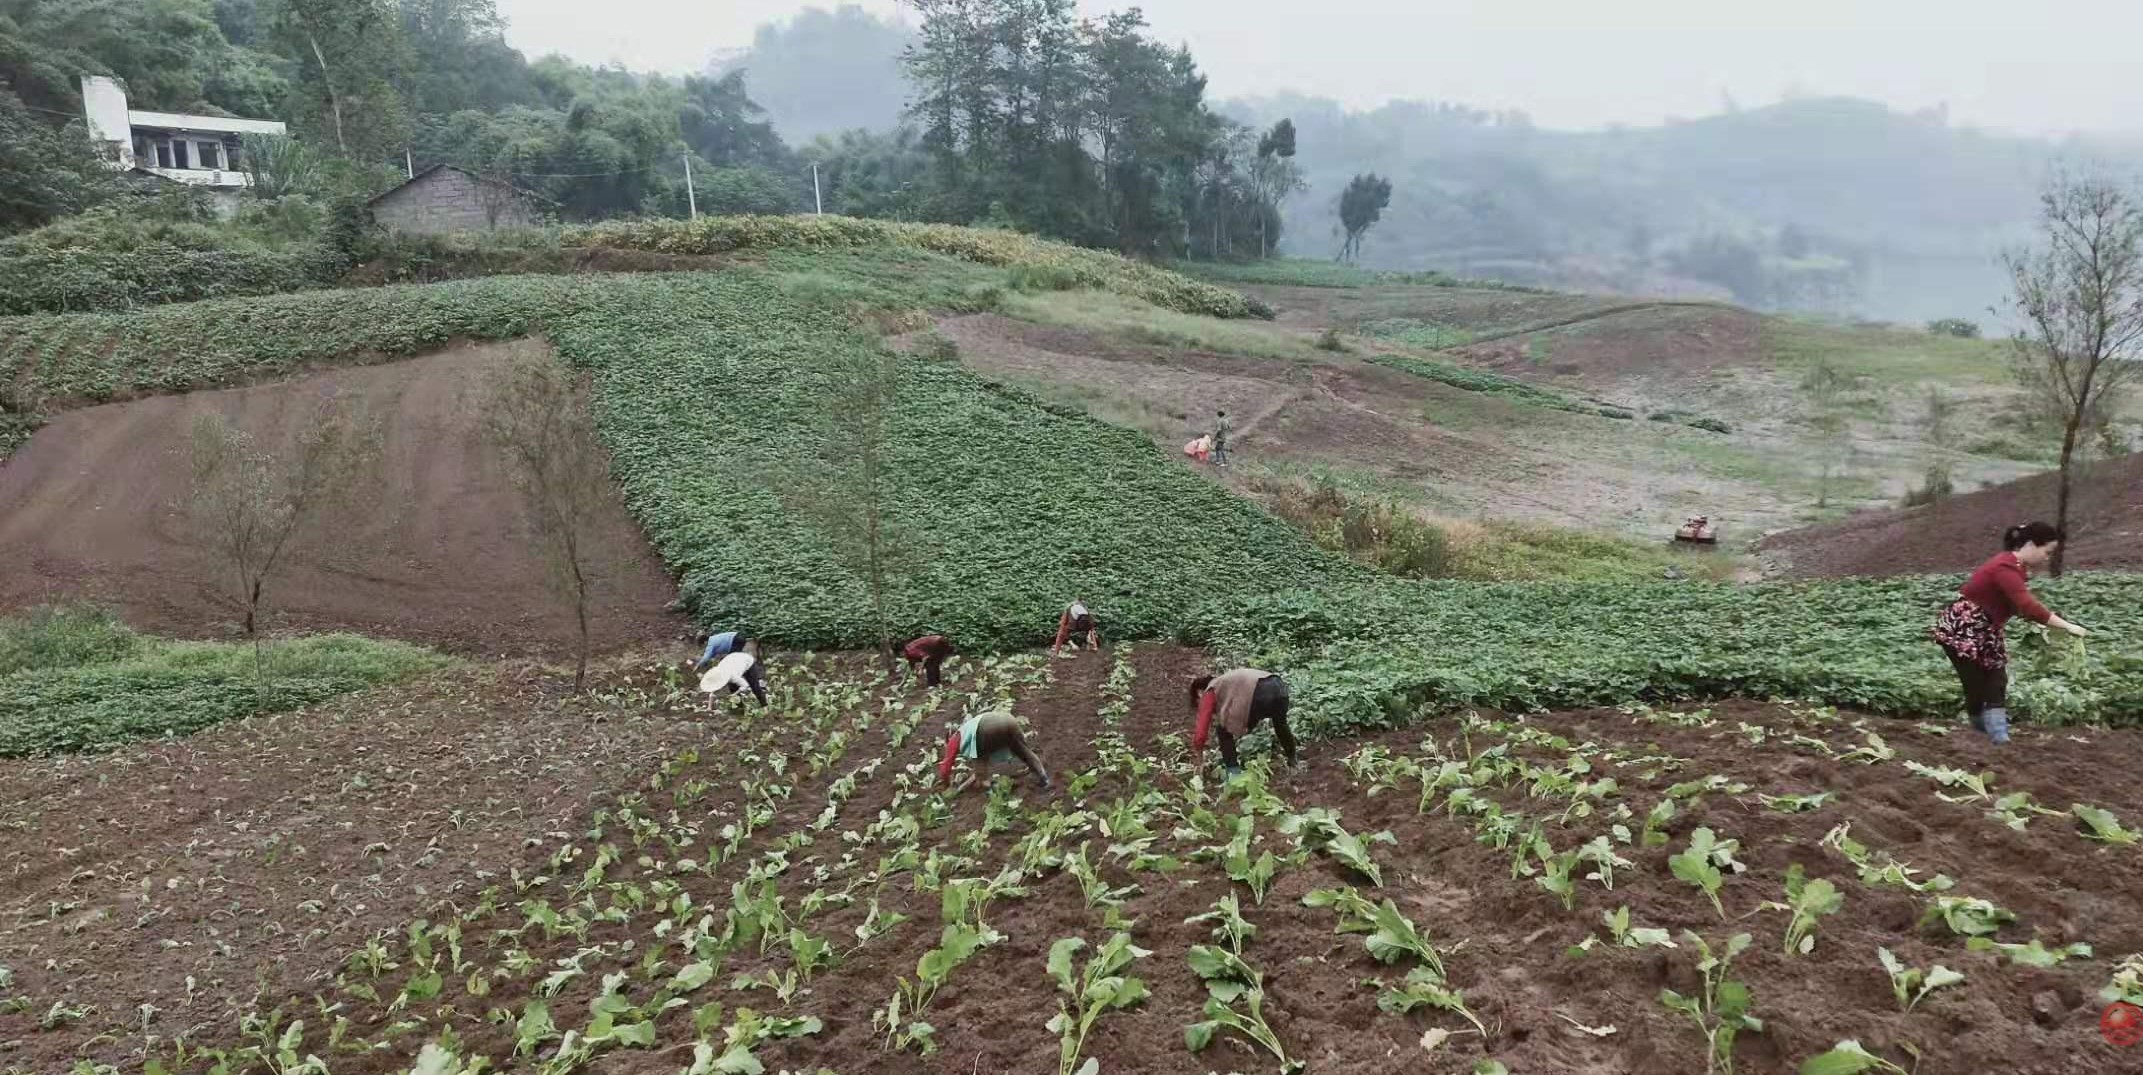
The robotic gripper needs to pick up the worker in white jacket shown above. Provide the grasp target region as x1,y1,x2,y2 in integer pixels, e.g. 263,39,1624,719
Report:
699,650,768,708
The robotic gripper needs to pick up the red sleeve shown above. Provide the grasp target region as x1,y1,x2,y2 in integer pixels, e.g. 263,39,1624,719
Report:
938,732,960,786
1996,562,2052,624
1192,691,1215,753
1052,610,1072,651
902,638,925,661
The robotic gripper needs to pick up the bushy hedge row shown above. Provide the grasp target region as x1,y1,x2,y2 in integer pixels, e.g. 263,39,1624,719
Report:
564,215,1267,320
1,275,574,407
0,242,348,315
1189,573,2143,732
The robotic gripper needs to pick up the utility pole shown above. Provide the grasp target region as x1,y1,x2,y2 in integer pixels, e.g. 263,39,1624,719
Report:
683,153,697,220
812,162,822,215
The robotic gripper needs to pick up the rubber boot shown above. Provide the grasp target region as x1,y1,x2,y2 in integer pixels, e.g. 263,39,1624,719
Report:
1982,707,2010,745
1968,708,1986,733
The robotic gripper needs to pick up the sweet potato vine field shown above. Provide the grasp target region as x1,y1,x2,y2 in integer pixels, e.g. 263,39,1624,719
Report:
7,644,2138,1075
7,247,2141,726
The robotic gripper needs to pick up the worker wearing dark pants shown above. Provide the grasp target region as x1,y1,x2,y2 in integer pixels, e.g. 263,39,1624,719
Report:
899,634,953,687
938,712,1051,794
1190,669,1298,774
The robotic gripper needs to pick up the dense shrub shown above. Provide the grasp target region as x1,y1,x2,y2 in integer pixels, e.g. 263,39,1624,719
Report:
563,215,1262,319
1263,479,1451,579
0,242,347,315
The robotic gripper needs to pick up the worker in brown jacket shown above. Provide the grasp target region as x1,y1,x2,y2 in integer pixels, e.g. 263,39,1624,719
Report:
896,634,954,687
1189,669,1298,775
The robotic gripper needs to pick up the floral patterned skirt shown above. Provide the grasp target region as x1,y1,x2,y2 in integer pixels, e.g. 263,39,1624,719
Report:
1931,598,2005,671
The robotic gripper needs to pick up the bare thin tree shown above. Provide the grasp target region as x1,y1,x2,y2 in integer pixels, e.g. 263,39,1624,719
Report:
786,339,908,669
2003,172,2143,576
188,399,379,700
479,354,615,689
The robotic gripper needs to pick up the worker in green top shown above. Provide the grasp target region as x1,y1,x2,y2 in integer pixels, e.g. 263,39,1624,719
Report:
1210,409,1232,467
936,711,1051,795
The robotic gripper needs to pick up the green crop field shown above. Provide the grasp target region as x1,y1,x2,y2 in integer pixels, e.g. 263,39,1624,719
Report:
6,222,2141,730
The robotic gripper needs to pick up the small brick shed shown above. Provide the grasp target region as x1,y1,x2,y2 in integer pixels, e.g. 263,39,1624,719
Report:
368,164,539,235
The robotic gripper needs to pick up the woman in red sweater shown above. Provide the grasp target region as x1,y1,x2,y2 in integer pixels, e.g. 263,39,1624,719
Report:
1930,522,2089,744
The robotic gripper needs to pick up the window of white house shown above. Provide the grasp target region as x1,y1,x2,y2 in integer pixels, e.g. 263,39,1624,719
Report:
132,136,150,162
198,141,222,170
171,140,189,169
155,140,173,169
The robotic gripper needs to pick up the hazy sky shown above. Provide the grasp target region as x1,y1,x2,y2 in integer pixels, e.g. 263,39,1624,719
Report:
496,0,2143,135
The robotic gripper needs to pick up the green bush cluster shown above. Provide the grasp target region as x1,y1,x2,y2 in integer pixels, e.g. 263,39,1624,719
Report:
562,215,1265,319
1261,479,1452,579
0,605,446,756
0,243,348,315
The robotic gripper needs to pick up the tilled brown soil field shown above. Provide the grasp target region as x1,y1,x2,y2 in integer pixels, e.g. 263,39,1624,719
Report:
5,646,2140,1074
1761,452,2143,577
0,340,681,654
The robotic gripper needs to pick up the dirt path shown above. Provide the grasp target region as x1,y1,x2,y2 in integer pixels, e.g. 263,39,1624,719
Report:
0,340,681,654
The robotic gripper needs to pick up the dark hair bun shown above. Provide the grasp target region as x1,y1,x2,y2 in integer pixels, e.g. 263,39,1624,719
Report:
2002,521,2065,551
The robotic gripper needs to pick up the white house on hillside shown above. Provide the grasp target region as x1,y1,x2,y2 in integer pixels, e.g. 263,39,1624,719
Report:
79,75,286,191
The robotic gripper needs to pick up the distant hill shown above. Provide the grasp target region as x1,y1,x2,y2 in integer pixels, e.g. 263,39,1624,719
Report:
1219,94,2143,324
710,4,914,142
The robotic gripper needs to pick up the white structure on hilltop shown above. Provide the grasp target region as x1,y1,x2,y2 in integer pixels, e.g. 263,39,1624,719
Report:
79,75,286,190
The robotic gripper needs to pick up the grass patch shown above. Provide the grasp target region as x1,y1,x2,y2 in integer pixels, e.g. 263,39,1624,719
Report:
1253,478,1744,584
1172,258,1542,292
1441,519,1743,583
1366,351,1632,420
1759,318,2010,387
1359,317,1475,350
0,604,447,756
1000,289,1321,363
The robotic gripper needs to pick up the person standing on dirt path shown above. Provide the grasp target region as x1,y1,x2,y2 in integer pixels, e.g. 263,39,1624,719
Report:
898,634,953,687
1930,522,2088,745
1210,410,1232,467
698,649,769,709
1190,669,1298,775
691,630,757,674
1051,600,1101,658
937,711,1051,794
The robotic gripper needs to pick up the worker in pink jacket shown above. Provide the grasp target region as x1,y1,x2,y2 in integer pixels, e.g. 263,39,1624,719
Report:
1189,668,1297,775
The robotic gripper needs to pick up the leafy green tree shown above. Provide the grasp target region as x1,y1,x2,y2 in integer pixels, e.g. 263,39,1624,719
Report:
265,0,411,158
1338,172,1391,262
0,89,116,234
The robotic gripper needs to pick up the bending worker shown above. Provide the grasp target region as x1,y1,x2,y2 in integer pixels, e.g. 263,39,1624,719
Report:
1190,668,1298,774
691,629,756,673
699,649,769,709
898,633,953,687
937,711,1051,794
1930,521,2088,745
1051,600,1101,658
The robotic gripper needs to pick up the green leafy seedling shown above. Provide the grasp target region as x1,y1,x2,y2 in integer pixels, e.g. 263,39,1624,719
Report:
1966,937,2092,967
1876,947,1964,1011
1760,864,1843,956
1798,1039,1912,1075
1659,931,1761,1075
1047,933,1152,1075
2073,804,2140,846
